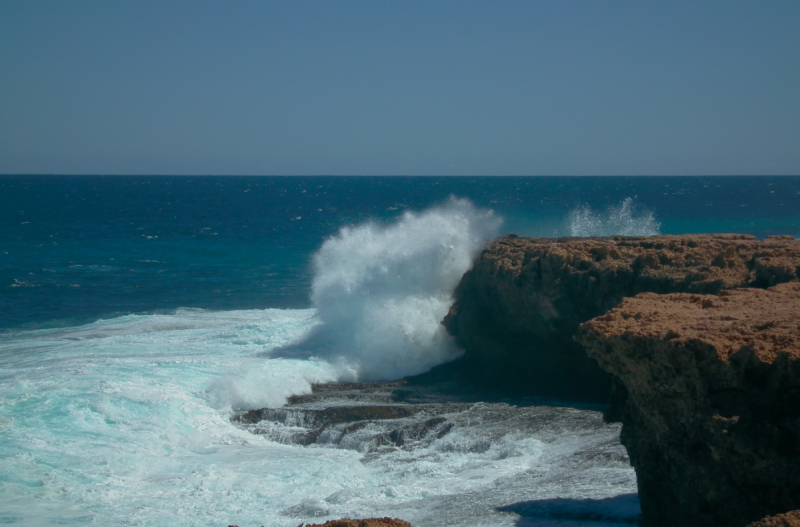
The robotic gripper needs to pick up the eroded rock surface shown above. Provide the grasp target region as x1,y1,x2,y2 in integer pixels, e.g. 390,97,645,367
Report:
444,234,800,400
748,511,800,527
235,381,634,526
578,282,800,527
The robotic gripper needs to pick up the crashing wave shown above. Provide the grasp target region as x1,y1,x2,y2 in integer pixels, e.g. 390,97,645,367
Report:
563,197,661,237
278,197,501,381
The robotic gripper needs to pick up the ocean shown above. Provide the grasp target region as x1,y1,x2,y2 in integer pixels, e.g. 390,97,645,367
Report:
1,175,799,527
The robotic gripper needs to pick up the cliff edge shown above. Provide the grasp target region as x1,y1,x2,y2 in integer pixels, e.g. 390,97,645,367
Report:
443,234,800,400
748,511,800,527
578,283,800,527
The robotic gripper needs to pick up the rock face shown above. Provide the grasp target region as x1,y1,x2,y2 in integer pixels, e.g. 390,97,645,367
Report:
578,282,800,527
444,234,800,400
748,511,800,527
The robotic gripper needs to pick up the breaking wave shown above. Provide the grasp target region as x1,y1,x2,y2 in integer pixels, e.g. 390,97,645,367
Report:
279,197,501,381
564,198,661,237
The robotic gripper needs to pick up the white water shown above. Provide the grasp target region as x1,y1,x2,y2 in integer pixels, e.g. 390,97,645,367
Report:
0,200,647,526
0,309,337,525
281,197,501,380
0,308,637,527
564,198,661,237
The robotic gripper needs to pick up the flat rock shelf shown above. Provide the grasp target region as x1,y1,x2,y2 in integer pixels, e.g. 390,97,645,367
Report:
231,381,641,526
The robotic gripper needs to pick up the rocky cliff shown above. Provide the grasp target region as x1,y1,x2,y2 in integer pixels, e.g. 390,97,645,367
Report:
443,234,800,401
578,283,800,527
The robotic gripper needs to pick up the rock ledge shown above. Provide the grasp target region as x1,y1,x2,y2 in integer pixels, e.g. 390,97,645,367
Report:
579,282,800,526
444,234,800,400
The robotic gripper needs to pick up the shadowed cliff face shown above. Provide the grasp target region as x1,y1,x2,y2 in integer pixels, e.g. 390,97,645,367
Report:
579,283,800,527
443,234,800,401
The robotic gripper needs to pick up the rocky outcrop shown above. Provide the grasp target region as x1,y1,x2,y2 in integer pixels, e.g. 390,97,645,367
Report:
298,519,412,527
748,511,800,527
578,282,800,527
443,234,800,400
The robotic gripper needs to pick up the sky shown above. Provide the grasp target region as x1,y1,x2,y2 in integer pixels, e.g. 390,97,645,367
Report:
1,1,798,176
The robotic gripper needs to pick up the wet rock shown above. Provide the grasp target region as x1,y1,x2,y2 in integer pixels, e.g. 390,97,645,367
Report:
578,282,800,527
233,382,472,450
234,382,633,526
233,381,617,459
444,234,800,401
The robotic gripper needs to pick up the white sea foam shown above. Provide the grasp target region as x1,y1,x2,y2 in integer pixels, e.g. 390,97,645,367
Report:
280,197,501,381
0,308,638,527
563,197,661,237
0,199,644,527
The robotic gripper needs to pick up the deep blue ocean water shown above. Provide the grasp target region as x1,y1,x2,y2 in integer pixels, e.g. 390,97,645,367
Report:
3,176,799,330
1,175,799,527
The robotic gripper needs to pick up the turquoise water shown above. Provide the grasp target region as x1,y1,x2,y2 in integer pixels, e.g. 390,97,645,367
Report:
1,175,799,526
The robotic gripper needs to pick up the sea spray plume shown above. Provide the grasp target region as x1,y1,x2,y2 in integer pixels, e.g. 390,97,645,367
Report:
278,197,502,380
564,197,660,237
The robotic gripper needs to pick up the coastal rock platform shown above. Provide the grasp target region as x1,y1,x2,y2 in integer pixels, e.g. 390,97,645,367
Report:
579,282,800,526
443,234,800,401
234,381,637,526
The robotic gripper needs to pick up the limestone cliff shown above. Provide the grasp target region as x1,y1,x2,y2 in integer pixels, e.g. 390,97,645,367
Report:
578,283,800,527
443,234,800,400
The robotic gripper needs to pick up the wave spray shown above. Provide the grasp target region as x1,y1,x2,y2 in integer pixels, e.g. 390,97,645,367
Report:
564,197,661,237
281,197,501,381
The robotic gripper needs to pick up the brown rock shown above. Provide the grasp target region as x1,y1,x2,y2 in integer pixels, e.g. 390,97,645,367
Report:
578,282,800,527
444,234,800,400
298,518,412,527
748,510,800,527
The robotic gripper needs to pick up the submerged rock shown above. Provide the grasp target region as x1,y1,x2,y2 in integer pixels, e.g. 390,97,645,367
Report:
233,381,618,457
578,282,800,527
444,234,800,401
234,380,635,526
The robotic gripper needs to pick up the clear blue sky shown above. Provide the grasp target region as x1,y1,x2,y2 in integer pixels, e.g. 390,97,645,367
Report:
1,1,798,175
